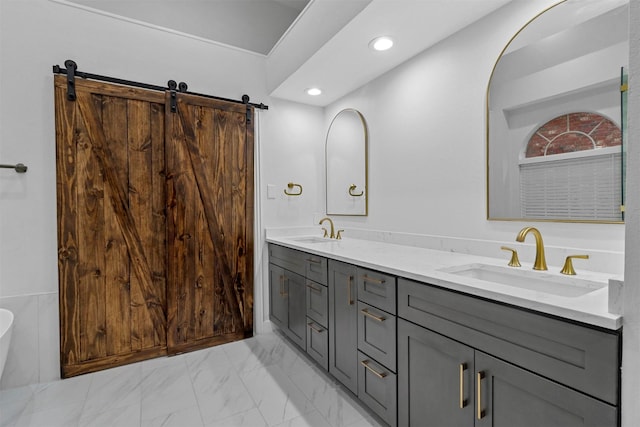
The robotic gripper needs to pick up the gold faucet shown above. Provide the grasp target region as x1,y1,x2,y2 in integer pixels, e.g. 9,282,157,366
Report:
319,217,336,239
515,226,547,271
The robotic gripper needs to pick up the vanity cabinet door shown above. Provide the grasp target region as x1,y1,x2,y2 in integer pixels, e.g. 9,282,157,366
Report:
269,264,288,331
269,263,306,350
398,319,474,427
329,260,359,394
286,270,306,350
475,352,617,427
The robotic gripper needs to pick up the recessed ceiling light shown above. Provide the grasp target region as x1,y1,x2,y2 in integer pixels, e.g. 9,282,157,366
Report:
306,87,322,96
370,36,394,51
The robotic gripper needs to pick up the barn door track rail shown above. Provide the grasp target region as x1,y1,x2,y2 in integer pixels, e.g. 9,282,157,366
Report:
0,163,27,173
52,59,269,121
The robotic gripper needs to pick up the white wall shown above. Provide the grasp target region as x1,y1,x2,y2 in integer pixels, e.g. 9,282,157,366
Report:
323,0,625,268
622,0,640,425
0,0,324,388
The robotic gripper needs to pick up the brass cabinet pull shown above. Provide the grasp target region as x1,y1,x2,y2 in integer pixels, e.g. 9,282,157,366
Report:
308,322,323,333
347,275,354,305
307,258,322,264
459,363,467,409
477,371,485,420
306,283,322,293
360,360,387,379
362,275,386,285
360,308,386,322
279,275,288,297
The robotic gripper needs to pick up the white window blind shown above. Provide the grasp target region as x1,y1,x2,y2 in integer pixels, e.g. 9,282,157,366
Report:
520,151,622,221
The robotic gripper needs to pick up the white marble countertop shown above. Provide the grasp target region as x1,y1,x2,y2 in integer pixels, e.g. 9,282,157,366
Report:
266,234,622,330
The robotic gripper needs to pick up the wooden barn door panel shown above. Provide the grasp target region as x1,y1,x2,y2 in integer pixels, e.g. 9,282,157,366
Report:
55,76,167,377
165,93,254,353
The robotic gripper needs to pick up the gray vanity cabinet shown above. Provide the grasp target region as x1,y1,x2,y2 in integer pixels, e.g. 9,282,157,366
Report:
398,278,620,427
268,263,306,349
268,245,307,350
328,259,359,394
306,279,329,370
398,319,474,427
475,352,617,427
268,264,289,331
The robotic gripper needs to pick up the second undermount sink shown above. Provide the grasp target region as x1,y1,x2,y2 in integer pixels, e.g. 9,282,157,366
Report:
441,263,606,298
289,236,331,244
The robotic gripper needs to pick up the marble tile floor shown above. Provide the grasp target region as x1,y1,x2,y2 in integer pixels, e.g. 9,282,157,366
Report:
0,331,384,427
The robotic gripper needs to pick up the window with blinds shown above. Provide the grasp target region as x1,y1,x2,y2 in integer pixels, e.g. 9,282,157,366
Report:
520,150,622,221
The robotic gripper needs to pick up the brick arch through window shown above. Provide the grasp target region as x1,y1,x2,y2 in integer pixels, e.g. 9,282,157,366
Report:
525,112,621,158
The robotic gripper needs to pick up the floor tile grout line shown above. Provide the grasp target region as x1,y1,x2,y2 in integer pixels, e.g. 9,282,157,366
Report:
183,354,207,427
232,336,277,426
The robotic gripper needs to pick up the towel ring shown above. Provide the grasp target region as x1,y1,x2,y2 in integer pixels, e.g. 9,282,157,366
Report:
348,184,363,197
284,182,303,196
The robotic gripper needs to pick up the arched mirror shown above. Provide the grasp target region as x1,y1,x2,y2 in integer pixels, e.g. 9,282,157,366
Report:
487,0,628,223
326,109,368,216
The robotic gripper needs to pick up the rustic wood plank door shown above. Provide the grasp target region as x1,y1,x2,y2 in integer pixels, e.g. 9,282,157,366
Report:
165,92,254,354
55,76,168,377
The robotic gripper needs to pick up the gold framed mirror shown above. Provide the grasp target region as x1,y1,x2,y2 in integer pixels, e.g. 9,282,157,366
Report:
326,109,368,216
487,0,628,223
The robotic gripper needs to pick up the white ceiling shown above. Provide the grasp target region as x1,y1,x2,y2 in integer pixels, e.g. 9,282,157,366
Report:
65,0,513,107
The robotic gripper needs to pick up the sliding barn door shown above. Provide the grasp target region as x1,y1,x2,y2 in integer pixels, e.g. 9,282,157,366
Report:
165,92,254,354
56,76,254,375
55,76,168,377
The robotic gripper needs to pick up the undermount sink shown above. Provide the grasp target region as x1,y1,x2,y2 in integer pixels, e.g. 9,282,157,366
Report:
441,263,606,297
289,236,331,244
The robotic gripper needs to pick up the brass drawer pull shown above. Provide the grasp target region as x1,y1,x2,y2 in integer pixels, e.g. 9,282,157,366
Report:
347,275,354,305
362,275,386,285
279,275,288,297
477,371,485,420
459,363,467,409
360,360,387,379
308,322,324,333
306,283,322,293
307,258,322,264
360,308,386,322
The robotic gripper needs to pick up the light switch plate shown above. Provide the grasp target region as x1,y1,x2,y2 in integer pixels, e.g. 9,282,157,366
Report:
267,184,277,199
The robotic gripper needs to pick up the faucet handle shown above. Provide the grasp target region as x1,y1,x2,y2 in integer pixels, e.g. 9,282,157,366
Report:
560,255,589,275
336,230,344,240
500,246,521,268
322,228,329,238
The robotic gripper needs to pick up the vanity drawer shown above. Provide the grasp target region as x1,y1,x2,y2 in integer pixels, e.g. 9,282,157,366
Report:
397,278,620,405
305,255,328,285
357,302,396,372
306,280,328,328
269,244,306,276
307,318,329,370
357,267,396,314
358,351,397,427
